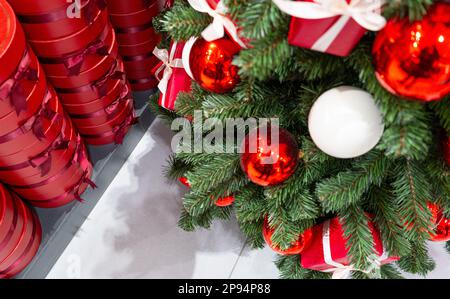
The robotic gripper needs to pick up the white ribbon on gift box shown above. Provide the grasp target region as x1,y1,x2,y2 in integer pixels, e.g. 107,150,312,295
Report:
187,0,247,48
272,0,387,52
153,43,184,109
320,220,389,279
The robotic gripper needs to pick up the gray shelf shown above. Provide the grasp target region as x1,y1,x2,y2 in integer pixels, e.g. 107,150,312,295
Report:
17,90,156,279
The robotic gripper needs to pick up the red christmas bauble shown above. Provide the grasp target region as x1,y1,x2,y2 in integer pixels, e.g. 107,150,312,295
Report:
189,37,241,94
179,177,235,207
263,217,312,255
179,177,191,187
372,2,450,102
427,202,450,242
240,126,299,187
214,195,235,207
443,136,450,166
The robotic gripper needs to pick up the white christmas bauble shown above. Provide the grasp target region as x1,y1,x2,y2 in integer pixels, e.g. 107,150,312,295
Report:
308,86,384,159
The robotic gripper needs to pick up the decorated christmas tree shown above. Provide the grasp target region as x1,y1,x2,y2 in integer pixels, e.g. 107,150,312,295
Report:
150,0,450,279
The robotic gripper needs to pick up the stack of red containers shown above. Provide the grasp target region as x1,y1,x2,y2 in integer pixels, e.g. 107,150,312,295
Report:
106,0,162,91
0,184,41,278
7,0,136,146
0,0,94,208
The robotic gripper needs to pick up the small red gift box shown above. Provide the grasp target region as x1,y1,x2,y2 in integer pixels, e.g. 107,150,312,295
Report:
0,185,41,279
152,42,192,111
301,216,399,276
273,0,386,57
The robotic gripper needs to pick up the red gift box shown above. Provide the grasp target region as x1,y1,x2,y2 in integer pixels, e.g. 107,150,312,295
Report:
0,185,19,255
0,112,74,180
39,26,112,77
70,86,131,127
7,0,70,14
116,26,159,46
16,0,107,41
0,198,41,279
109,1,159,28
0,91,63,158
0,57,44,130
12,144,94,208
81,105,137,145
0,188,41,279
46,29,119,89
128,76,158,91
0,192,28,264
28,8,108,57
123,53,159,75
106,0,155,15
0,1,27,85
119,38,160,57
273,0,387,57
0,48,40,117
78,98,133,135
0,122,76,186
301,216,399,278
56,61,125,105
152,42,192,111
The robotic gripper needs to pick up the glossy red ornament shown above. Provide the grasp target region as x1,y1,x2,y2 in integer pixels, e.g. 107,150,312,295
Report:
240,126,299,187
443,136,450,166
179,177,191,188
427,202,450,242
189,37,241,94
214,195,235,207
179,177,235,207
263,217,312,255
372,2,450,102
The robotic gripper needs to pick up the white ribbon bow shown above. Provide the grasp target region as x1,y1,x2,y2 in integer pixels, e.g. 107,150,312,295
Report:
153,44,184,96
321,220,385,279
187,0,247,48
273,0,386,52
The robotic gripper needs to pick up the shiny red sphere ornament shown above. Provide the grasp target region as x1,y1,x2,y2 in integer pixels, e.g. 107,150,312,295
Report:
443,136,450,166
263,217,312,255
189,37,241,93
179,177,235,207
240,126,299,187
179,177,191,188
372,2,450,102
427,203,450,242
215,195,235,207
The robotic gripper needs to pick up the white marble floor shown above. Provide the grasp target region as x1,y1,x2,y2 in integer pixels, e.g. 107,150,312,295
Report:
47,119,450,279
